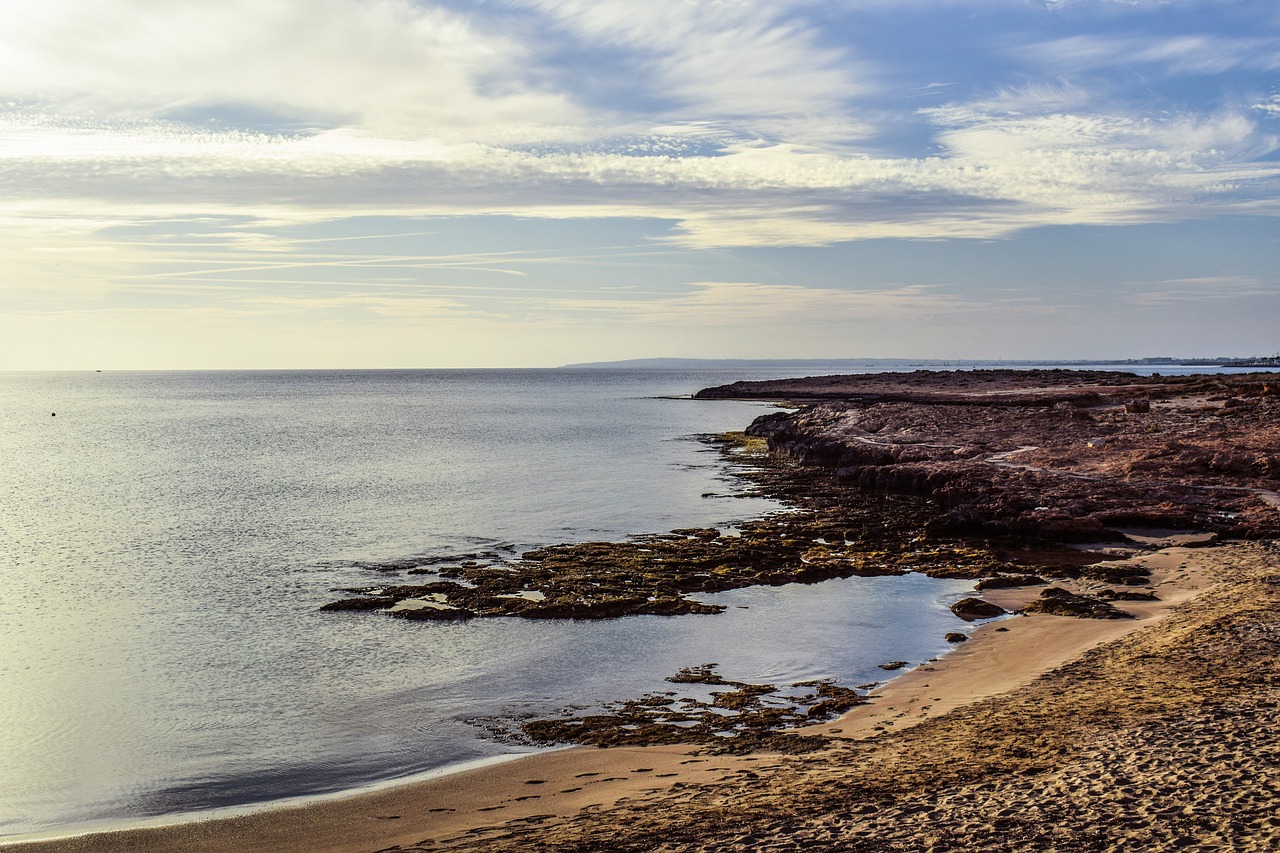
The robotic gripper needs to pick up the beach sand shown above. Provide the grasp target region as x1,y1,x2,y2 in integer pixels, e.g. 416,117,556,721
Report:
10,539,1276,852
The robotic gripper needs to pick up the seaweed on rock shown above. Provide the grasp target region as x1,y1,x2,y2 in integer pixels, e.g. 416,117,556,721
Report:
321,432,1100,622
517,664,862,755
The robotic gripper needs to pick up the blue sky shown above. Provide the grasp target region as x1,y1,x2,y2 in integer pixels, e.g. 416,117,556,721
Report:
2,0,1278,368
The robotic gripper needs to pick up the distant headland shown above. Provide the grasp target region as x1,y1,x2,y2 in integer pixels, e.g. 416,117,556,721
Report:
561,355,1280,370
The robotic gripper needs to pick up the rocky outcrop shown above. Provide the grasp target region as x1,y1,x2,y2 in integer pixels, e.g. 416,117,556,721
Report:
325,369,1279,625
732,370,1280,542
950,597,1009,621
1019,587,1134,619
695,369,1160,405
1098,588,1160,602
975,574,1047,590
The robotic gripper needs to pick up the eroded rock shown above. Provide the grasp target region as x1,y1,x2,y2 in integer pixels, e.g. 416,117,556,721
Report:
1019,587,1134,619
950,597,1009,621
975,574,1047,590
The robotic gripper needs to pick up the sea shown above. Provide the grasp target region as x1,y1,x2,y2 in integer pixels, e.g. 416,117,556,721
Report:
0,364,1252,838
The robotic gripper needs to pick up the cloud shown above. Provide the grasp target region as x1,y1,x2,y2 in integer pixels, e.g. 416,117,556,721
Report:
1018,34,1280,76
1123,276,1279,307
4,91,1279,249
0,0,580,139
919,103,1280,218
942,82,1096,116
0,136,1261,250
543,280,968,326
3,0,1280,252
0,0,872,148
508,0,869,124
1254,95,1280,117
235,292,475,320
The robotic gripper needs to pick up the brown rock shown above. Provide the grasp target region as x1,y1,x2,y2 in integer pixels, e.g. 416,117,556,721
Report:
319,596,397,611
975,574,1047,590
950,597,1008,621
1019,587,1134,619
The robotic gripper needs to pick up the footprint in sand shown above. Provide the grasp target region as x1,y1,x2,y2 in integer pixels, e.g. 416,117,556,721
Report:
575,772,601,778
559,787,582,793
523,779,547,785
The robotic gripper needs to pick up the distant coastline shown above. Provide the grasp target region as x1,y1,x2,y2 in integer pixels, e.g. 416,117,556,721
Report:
561,355,1278,370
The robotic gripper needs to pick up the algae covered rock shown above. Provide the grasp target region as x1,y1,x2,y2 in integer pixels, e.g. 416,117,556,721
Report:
517,664,863,755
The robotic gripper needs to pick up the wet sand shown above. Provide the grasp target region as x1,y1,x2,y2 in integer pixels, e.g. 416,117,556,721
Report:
12,540,1274,852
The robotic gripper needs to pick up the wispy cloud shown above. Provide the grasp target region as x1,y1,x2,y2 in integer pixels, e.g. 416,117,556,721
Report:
3,1,1279,250
544,280,967,325
5,99,1278,248
1019,34,1280,76
509,0,870,124
1123,276,1279,307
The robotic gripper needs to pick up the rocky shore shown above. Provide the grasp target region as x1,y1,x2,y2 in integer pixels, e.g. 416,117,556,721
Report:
425,369,1280,851
476,369,1277,757
710,369,1280,543
13,369,1278,853
321,370,1280,624
428,540,1280,853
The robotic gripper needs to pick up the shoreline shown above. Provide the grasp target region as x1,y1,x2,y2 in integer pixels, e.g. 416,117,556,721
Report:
3,541,1221,853
11,368,1277,851
0,753,538,847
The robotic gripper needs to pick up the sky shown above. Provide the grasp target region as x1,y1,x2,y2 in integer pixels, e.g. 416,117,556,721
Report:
2,0,1279,369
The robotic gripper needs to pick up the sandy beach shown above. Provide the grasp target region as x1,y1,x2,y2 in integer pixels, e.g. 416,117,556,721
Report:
10,537,1276,852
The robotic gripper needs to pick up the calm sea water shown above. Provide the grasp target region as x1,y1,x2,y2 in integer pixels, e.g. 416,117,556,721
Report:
0,364,1235,837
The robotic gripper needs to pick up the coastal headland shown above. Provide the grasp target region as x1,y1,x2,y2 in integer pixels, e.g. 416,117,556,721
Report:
9,369,1279,852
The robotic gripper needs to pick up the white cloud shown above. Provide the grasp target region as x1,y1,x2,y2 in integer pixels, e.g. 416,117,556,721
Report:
509,0,869,124
3,100,1279,248
943,82,1095,116
1020,34,1280,76
0,0,580,139
1254,95,1280,117
2,1,1279,251
919,104,1280,220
